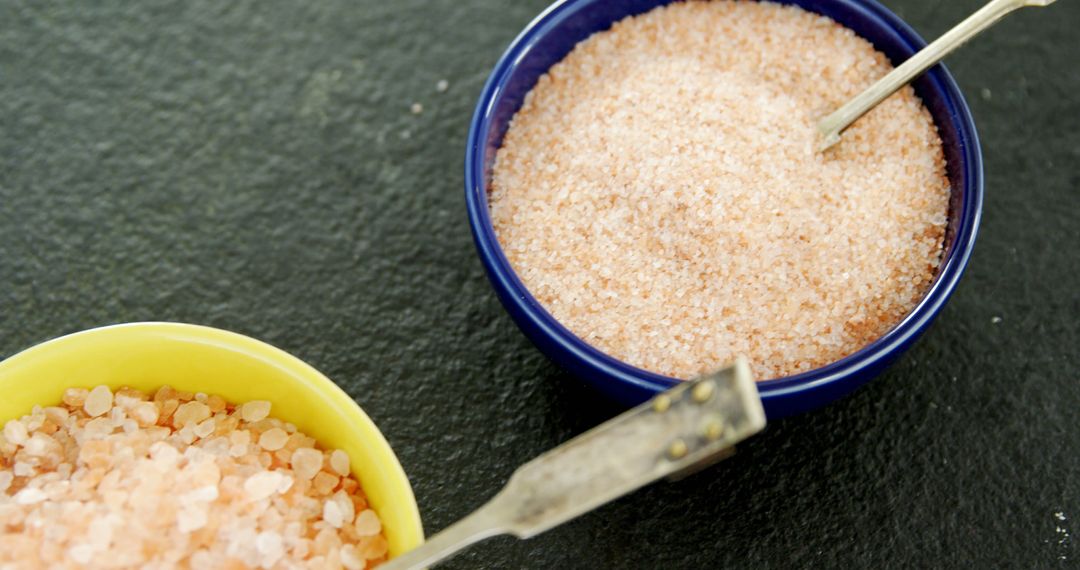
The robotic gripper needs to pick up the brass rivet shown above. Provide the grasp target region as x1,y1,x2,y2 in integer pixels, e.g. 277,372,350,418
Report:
668,439,688,459
653,395,671,413
691,381,714,403
703,420,725,441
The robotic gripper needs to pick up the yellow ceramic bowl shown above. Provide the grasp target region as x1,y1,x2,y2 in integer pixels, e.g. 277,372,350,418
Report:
0,322,424,558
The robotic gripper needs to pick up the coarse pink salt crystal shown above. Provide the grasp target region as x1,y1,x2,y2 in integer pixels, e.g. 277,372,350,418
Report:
85,416,113,436
230,429,251,447
242,400,272,422
130,402,159,427
194,419,216,439
323,498,345,528
62,388,88,407
13,488,48,505
149,440,180,464
88,517,114,548
330,449,350,476
256,530,286,564
291,448,324,481
354,510,382,537
206,394,227,413
333,490,356,525
13,462,34,477
181,485,220,503
245,471,286,501
259,428,289,451
173,401,211,428
313,526,343,556
277,473,296,494
313,472,339,496
84,385,113,418
23,433,60,458
340,544,367,570
43,406,69,424
357,534,388,559
257,452,273,469
68,544,94,564
177,506,208,532
1,385,390,568
2,420,28,446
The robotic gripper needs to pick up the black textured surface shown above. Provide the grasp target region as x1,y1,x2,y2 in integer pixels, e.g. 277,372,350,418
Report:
1,0,1078,568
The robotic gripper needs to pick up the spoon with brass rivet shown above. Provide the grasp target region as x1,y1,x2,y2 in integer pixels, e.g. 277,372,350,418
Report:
818,0,1058,151
381,358,765,570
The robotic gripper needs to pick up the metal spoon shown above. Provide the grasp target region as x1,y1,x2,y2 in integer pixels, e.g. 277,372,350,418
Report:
818,0,1059,151
380,359,766,570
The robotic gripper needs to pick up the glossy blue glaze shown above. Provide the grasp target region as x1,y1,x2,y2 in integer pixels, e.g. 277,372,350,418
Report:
465,0,983,419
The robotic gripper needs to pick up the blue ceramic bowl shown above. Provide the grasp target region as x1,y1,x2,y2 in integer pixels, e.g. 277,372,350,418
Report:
465,0,983,419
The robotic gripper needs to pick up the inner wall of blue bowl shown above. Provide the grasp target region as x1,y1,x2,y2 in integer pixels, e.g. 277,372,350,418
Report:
476,0,977,417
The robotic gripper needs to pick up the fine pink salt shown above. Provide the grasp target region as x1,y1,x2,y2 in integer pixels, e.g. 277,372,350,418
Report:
490,0,950,380
0,385,390,569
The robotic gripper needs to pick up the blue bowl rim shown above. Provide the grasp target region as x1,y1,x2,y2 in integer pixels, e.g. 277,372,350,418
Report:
465,0,983,405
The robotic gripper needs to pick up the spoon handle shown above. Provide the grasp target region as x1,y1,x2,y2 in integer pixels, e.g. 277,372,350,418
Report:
818,0,1058,150
380,359,766,570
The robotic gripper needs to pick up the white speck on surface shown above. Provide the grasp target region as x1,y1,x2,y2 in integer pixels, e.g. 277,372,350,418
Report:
436,79,449,92
981,87,992,100
1054,511,1071,560
410,102,423,114
991,316,1003,324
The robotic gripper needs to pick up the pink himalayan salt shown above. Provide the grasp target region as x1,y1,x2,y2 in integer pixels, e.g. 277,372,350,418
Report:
355,509,382,537
2,420,28,446
0,385,391,568
243,471,288,502
313,471,340,495
129,401,159,427
259,427,289,451
241,400,272,422
173,401,211,428
330,449,351,476
358,534,389,560
323,498,346,528
291,448,324,481
84,385,113,418
62,387,88,408
341,544,367,570
489,0,950,380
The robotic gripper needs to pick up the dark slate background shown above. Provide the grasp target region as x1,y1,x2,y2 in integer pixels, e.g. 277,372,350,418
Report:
1,0,1077,567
